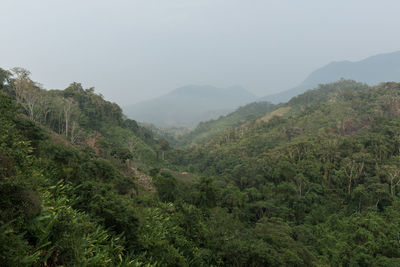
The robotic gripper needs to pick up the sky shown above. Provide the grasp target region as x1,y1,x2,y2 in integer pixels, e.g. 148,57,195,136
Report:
1,0,400,106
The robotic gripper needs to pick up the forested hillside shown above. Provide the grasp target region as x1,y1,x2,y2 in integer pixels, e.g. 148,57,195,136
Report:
3,67,400,266
168,80,400,265
1,68,158,164
177,101,277,146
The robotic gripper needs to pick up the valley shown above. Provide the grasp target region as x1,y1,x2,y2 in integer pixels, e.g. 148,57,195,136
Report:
3,64,400,265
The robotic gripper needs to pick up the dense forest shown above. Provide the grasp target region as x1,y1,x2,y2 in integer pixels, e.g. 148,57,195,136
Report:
3,67,400,266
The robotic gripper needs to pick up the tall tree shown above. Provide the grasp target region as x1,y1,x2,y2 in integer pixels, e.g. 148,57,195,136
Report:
11,67,40,121
382,163,400,197
63,97,75,137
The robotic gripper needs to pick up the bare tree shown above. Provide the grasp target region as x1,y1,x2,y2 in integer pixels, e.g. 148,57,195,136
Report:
127,137,136,154
70,120,81,144
23,87,40,121
38,92,52,125
50,96,65,134
382,164,400,197
63,98,75,137
343,156,365,195
11,67,41,121
11,67,30,104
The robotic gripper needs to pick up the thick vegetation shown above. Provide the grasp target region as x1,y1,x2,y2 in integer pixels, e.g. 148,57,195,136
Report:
2,67,400,266
177,101,277,146
168,80,400,265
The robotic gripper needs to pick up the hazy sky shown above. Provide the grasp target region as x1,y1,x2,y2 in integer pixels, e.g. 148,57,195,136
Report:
1,0,399,105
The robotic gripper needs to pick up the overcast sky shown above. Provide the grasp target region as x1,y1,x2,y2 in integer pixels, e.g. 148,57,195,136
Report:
1,0,399,105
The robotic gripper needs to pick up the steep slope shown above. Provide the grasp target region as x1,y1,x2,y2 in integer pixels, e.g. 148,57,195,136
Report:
178,101,277,146
6,65,400,266
0,67,329,266
3,67,322,266
261,50,400,103
0,90,148,265
124,85,257,128
173,80,368,146
167,80,400,265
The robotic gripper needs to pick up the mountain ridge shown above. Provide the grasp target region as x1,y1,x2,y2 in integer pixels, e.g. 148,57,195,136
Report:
260,50,400,103
124,85,257,128
4,64,400,265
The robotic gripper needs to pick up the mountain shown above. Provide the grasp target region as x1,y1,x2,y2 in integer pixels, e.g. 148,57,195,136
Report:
5,64,400,266
124,85,257,128
261,50,400,103
168,80,400,265
177,79,369,147
177,101,277,146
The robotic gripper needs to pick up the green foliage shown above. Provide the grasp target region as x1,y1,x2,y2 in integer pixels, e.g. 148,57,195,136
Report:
6,73,400,266
0,93,139,265
2,69,160,164
167,80,400,265
152,172,178,202
178,101,277,146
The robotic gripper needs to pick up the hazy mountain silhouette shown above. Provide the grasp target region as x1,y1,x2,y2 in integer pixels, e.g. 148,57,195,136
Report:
261,50,400,103
124,85,256,128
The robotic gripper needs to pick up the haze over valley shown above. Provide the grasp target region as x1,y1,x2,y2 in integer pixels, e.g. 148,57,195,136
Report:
2,1,400,106
2,1,400,266
125,50,400,129
124,85,256,128
261,50,400,104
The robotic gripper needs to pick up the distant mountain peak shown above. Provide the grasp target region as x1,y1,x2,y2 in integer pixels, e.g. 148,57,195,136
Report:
260,50,400,104
124,85,256,128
